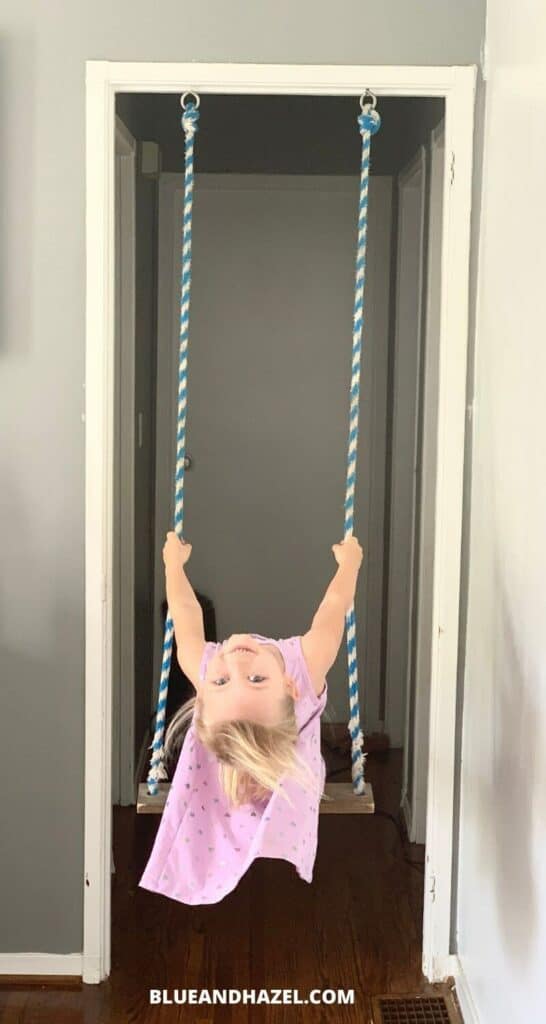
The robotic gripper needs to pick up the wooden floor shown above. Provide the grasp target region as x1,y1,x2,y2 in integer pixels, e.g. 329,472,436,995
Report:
0,751,457,1023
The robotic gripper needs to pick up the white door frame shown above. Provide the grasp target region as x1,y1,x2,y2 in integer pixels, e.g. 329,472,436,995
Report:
85,60,476,984
113,115,136,806
386,144,427,751
393,144,427,821
407,120,447,846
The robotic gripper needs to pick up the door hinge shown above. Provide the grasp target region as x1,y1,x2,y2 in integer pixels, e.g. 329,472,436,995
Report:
450,151,455,186
429,873,436,902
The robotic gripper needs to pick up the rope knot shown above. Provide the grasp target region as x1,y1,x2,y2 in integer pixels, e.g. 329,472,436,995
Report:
358,108,381,137
181,103,200,139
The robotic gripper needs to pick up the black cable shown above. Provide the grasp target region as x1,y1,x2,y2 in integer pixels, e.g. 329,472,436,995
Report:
372,809,426,873
325,765,425,873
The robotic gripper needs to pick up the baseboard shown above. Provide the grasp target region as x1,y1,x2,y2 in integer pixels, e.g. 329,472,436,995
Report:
0,953,82,980
431,954,480,1024
451,955,481,1024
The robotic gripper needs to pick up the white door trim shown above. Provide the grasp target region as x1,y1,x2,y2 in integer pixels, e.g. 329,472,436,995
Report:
114,115,136,806
85,60,476,984
411,119,447,846
394,144,428,821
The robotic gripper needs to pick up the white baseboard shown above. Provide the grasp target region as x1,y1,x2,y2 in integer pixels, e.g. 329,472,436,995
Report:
0,953,82,977
432,954,480,1024
452,955,481,1024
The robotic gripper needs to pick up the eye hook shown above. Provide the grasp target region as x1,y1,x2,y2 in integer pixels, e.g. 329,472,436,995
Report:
359,89,378,112
180,91,201,110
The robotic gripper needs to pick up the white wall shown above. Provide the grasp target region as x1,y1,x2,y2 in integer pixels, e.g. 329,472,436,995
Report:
456,4,546,1021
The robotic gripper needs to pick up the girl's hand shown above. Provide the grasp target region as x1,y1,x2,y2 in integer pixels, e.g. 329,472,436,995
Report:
163,531,192,571
332,535,363,571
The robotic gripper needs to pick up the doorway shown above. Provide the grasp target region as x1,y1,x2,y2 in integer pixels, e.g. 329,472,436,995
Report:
85,61,476,986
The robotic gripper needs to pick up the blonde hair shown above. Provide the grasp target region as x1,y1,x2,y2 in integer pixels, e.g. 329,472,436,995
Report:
164,692,317,808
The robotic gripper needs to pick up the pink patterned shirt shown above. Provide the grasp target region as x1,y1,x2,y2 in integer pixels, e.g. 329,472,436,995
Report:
138,633,328,905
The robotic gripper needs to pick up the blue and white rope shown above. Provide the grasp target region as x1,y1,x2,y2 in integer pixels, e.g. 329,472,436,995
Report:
344,102,381,795
145,95,380,797
147,97,200,795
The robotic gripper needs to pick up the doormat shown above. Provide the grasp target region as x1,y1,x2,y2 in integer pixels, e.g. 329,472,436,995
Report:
371,992,462,1024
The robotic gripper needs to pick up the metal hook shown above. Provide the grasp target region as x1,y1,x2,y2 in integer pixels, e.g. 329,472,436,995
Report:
180,91,201,110
359,89,378,111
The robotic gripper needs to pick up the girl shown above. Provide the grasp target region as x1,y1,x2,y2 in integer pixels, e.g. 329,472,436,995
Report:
138,532,363,905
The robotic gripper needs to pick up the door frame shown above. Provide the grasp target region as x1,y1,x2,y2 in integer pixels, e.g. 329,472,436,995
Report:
85,60,476,984
386,144,427,752
405,120,447,846
389,146,428,806
113,115,137,807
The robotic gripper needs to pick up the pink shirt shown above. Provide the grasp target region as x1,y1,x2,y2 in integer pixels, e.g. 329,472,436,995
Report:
138,633,328,905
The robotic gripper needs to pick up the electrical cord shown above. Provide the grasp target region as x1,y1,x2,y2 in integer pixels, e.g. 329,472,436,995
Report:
372,809,426,874
325,764,425,873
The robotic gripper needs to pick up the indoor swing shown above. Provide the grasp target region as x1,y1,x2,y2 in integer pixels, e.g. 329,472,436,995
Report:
137,89,381,816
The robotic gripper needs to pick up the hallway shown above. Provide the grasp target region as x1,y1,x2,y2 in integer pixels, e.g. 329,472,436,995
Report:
1,752,460,1022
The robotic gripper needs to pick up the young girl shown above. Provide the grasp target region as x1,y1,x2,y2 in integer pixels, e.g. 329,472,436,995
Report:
138,532,363,905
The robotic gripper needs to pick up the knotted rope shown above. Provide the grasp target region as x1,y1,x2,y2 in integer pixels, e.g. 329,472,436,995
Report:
147,93,200,794
146,90,381,799
344,96,381,794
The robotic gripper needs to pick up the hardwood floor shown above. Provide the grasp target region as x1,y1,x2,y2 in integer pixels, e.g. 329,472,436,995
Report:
1,751,456,1023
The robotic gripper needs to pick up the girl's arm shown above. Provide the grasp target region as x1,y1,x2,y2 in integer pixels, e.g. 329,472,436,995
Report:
163,533,205,688
301,537,363,696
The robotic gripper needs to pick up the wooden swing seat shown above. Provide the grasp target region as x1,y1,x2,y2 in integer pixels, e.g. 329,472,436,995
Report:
136,780,374,815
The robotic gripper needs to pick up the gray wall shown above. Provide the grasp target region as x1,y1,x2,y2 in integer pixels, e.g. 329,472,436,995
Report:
0,0,484,957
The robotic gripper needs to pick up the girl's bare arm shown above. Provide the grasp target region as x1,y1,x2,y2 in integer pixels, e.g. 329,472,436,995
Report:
163,534,206,687
301,537,363,696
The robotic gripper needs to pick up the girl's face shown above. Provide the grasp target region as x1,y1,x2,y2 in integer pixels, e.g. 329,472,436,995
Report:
201,634,299,727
